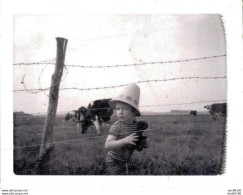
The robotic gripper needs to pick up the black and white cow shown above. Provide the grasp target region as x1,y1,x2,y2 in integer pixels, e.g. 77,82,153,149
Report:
76,99,115,135
189,110,197,117
204,103,227,124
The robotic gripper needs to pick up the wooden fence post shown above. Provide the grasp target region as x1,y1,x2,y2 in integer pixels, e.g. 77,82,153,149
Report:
39,37,68,156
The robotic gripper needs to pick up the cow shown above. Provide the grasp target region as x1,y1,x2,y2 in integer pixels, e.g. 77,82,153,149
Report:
189,110,197,117
65,110,77,121
204,103,227,124
76,99,115,135
64,113,72,121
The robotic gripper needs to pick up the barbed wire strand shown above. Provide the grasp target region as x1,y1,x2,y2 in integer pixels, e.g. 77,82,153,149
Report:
13,54,226,68
12,109,227,151
9,127,174,151
14,111,68,116
13,58,56,66
15,54,226,94
140,99,227,108
13,99,227,117
11,119,227,152
65,54,226,68
14,76,227,93
75,99,227,111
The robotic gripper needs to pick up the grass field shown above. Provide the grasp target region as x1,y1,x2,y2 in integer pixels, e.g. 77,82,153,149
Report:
14,114,226,175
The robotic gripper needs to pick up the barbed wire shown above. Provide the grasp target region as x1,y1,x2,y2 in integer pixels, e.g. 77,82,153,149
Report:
14,76,227,93
14,54,227,95
67,99,226,112
14,113,226,150
10,115,227,151
12,55,227,153
13,111,68,116
13,54,226,68
13,58,56,66
140,99,227,108
13,99,226,116
9,127,173,151
64,54,226,68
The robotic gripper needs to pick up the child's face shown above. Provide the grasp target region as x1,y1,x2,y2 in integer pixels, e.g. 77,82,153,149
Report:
115,102,135,124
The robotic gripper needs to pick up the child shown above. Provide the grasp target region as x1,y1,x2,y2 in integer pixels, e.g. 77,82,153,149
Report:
105,84,149,175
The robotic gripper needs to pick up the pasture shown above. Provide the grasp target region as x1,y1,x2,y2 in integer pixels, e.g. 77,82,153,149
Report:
14,114,226,175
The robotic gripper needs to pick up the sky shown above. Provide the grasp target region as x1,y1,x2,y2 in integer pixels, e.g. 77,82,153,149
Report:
13,14,227,114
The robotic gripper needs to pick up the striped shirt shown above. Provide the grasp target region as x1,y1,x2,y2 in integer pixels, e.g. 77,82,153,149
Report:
107,120,138,163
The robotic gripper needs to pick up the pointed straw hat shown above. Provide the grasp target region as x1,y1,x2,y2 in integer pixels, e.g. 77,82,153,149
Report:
109,84,141,116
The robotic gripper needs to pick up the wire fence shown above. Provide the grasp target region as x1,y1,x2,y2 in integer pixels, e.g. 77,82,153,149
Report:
13,54,227,99
60,54,226,68
11,126,190,151
13,54,225,67
12,114,227,152
12,53,227,166
13,99,226,116
13,58,56,66
14,76,226,93
11,98,227,151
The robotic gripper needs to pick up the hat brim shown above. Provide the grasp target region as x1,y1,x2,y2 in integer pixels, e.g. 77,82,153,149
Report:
109,98,141,116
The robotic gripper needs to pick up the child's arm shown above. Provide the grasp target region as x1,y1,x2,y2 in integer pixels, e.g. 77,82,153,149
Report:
105,133,139,151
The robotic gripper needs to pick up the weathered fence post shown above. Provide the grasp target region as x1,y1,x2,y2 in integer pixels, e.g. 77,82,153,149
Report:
39,37,68,156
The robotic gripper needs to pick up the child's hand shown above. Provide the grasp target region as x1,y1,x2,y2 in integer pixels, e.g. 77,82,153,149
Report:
123,133,139,145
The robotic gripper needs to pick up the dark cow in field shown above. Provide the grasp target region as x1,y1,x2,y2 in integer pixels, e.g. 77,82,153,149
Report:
64,113,72,121
65,110,77,121
189,110,197,117
204,103,227,124
76,99,115,135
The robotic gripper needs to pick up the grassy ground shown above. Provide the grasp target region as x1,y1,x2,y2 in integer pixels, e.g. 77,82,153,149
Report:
13,114,226,175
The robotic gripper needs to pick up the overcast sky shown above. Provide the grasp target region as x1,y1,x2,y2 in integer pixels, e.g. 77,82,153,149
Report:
13,14,226,114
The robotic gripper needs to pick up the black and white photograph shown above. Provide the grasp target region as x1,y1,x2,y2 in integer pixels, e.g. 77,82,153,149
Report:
1,0,243,194
13,14,227,176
